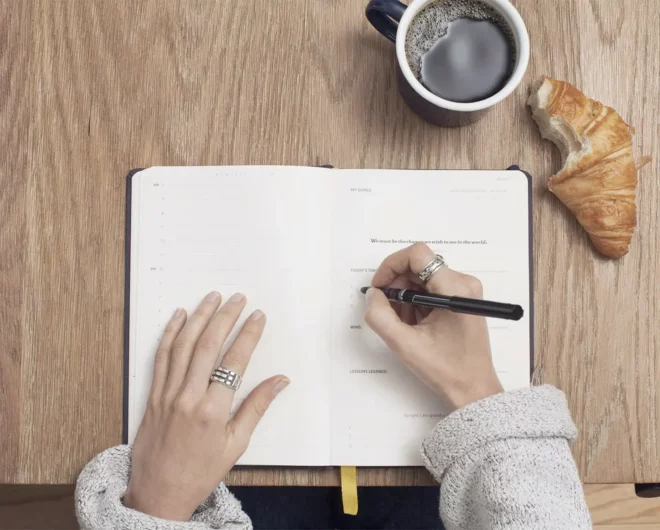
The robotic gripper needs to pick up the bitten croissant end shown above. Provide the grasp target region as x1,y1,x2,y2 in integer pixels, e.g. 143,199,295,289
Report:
528,76,639,258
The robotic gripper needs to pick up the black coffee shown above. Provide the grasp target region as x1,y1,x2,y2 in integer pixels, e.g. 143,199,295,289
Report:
405,0,516,103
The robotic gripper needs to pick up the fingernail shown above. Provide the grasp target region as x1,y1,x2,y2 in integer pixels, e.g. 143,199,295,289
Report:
249,309,264,321
229,292,245,303
206,291,220,302
365,288,376,302
173,307,184,318
273,377,290,395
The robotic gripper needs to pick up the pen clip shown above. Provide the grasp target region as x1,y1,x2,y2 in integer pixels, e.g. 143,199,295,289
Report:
410,293,450,309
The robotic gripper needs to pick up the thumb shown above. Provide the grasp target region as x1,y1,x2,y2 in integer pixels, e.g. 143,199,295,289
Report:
364,288,415,351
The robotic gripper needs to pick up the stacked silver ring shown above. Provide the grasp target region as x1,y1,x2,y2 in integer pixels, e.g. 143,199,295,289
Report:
210,367,242,391
418,254,447,283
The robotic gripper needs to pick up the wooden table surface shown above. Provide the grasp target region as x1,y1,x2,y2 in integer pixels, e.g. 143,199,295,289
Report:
1,0,658,486
3,484,660,529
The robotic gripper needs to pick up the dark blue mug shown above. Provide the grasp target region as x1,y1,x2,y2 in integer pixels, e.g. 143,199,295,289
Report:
365,0,529,127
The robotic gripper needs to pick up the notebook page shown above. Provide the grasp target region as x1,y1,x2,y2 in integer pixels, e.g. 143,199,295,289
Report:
329,170,530,466
128,166,333,466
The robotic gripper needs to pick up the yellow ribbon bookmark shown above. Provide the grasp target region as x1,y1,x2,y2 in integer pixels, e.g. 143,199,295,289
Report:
340,466,358,515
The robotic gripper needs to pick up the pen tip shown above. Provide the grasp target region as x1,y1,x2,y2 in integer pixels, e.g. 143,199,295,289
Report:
360,286,369,294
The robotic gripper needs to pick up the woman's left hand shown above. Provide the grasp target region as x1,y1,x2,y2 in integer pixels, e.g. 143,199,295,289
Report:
124,291,289,521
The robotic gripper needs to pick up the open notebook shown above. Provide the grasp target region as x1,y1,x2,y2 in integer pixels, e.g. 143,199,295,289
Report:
125,166,532,466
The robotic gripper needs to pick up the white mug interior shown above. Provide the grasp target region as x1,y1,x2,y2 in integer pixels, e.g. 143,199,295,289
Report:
395,0,530,112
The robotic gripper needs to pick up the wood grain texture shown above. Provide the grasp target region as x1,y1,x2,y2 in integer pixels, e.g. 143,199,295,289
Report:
0,0,658,485
0,484,658,528
226,467,436,487
594,523,660,529
0,486,77,530
0,0,32,486
586,484,660,525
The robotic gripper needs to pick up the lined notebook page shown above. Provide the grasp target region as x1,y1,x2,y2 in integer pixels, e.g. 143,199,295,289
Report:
129,166,333,465
328,170,530,466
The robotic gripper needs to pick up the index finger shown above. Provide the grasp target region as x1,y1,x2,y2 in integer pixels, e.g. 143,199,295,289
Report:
372,242,437,287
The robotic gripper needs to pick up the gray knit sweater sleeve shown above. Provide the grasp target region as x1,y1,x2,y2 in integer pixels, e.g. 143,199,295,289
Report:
422,385,592,529
75,445,251,530
76,386,589,529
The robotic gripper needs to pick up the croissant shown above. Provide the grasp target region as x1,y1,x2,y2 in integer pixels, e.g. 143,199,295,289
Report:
528,76,638,258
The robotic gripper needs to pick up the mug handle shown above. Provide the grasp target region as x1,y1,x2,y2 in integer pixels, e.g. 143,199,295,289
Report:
365,0,408,43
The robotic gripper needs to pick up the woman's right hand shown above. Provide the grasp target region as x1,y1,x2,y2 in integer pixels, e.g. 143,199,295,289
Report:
365,243,503,411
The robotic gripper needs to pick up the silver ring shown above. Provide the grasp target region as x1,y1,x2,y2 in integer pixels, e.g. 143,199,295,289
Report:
418,254,447,283
210,367,242,391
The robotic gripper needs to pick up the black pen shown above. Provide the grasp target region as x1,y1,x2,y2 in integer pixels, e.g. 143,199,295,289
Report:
360,286,524,321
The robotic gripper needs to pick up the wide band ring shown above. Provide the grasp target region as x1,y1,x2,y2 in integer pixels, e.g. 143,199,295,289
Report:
210,367,242,391
418,254,447,283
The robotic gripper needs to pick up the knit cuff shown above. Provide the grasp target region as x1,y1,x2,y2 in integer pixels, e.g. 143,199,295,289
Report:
421,385,577,482
75,445,251,529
